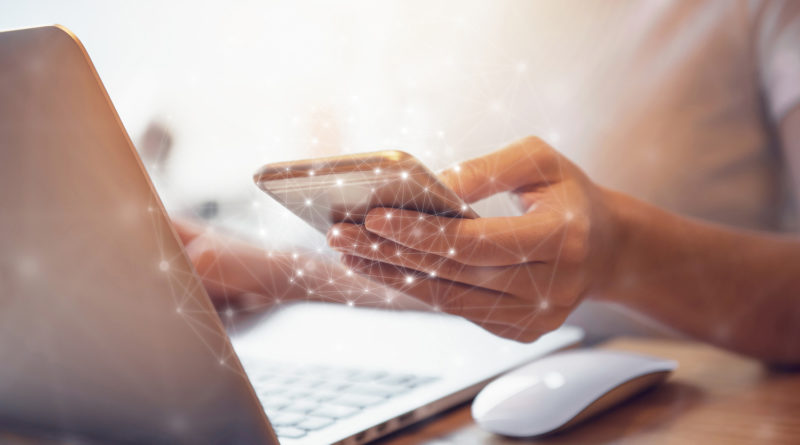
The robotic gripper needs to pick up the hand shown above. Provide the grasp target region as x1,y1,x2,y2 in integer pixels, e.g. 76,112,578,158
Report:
327,136,621,342
172,219,280,308
172,219,430,311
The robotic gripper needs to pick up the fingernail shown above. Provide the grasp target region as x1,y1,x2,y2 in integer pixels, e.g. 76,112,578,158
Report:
364,209,392,233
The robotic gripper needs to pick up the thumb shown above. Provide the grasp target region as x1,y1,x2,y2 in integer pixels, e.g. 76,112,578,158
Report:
438,136,560,203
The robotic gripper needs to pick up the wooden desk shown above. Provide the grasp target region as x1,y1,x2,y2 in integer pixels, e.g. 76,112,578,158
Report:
3,338,799,444
375,338,800,445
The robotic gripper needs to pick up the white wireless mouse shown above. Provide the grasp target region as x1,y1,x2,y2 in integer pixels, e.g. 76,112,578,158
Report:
472,349,677,437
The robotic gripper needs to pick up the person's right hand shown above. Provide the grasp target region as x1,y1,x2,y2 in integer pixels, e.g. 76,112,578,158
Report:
328,136,623,342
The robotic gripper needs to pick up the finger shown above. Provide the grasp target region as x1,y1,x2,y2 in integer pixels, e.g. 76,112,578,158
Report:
171,217,208,246
362,208,570,266
330,223,568,299
438,136,562,203
341,254,530,326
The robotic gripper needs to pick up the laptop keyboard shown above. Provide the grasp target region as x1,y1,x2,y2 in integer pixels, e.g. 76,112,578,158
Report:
246,361,438,440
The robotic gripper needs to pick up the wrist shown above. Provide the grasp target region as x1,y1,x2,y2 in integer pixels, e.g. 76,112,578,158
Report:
591,187,645,303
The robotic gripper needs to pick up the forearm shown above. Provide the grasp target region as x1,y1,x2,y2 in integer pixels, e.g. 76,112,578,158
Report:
601,190,800,364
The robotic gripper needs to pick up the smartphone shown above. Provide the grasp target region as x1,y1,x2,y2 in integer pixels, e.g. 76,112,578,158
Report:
253,150,479,234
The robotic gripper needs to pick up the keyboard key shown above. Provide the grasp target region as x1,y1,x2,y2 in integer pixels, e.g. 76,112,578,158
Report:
307,390,338,402
315,380,352,391
346,370,388,382
283,400,318,414
311,404,361,419
274,426,307,439
284,390,313,400
377,374,417,386
260,395,293,411
257,383,288,396
269,412,305,427
331,393,385,408
290,378,326,389
348,382,409,398
296,415,335,431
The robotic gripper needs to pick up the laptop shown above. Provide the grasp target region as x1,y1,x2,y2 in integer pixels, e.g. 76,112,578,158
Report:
0,25,583,444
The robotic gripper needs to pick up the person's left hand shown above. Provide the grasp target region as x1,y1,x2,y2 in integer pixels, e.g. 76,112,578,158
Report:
327,137,622,342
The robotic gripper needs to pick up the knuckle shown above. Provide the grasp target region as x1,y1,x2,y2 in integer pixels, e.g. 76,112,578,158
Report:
563,218,591,263
517,330,543,343
187,240,217,271
538,314,564,333
518,135,551,156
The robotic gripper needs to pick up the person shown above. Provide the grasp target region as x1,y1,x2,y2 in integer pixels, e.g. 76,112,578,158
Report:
173,0,800,366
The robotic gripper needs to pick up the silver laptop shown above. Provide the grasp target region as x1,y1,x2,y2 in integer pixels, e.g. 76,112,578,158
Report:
0,26,583,444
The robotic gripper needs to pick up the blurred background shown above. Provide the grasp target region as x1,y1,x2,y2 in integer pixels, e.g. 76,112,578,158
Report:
1,0,584,251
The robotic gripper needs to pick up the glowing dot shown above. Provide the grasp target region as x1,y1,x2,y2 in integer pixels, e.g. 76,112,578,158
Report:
159,260,169,271
460,204,467,211
305,198,312,206
433,305,441,312
374,168,382,174
292,253,299,259
346,269,354,276
328,279,334,284
439,227,445,232
347,301,354,307
225,308,234,318
346,211,351,217
540,300,550,310
371,243,379,251
307,290,314,295
296,269,303,276
418,215,425,221
370,188,376,193
448,248,456,256
219,359,225,365
395,250,402,257
429,271,437,278
565,211,574,221
405,275,415,284
401,171,409,179
423,187,429,192
385,212,392,219
308,170,315,176
176,307,182,314
336,179,344,186
453,164,461,173
332,228,340,236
